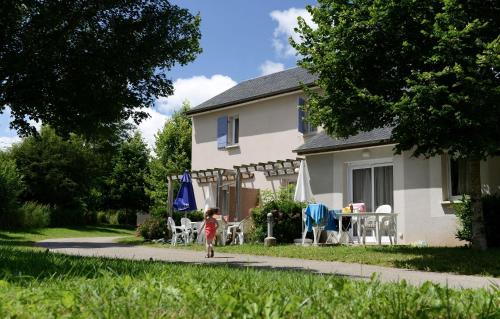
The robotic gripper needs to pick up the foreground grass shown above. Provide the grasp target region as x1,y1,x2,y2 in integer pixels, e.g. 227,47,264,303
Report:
0,226,135,248
119,237,500,277
0,246,498,318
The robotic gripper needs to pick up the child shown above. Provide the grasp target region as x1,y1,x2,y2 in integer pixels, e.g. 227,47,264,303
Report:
204,208,219,258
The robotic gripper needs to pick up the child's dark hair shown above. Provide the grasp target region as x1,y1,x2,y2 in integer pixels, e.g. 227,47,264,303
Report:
205,208,218,217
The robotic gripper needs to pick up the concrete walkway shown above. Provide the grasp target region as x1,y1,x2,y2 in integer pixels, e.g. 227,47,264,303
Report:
36,237,499,290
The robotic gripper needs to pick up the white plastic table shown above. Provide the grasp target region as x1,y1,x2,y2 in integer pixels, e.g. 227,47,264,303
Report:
336,212,397,245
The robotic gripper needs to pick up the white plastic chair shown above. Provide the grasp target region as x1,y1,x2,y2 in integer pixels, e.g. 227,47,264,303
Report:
180,217,197,243
362,205,392,244
228,218,252,245
196,221,206,244
380,214,397,244
302,208,326,245
167,217,187,246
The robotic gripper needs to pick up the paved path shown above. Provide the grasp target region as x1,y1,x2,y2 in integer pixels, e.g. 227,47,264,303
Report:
37,237,499,290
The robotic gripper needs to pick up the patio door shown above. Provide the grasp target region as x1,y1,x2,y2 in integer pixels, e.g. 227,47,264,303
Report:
349,161,393,212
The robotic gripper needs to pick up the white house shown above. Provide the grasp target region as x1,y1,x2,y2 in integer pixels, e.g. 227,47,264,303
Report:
186,67,500,246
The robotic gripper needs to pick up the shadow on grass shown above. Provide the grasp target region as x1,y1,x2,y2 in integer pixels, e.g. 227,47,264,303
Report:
0,246,355,284
36,241,132,249
0,240,36,247
367,246,500,277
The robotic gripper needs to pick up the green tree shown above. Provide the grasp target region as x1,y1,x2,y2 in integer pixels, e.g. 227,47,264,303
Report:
294,0,499,250
107,131,150,224
10,126,96,225
0,0,201,138
0,151,25,227
147,101,192,210
86,122,135,213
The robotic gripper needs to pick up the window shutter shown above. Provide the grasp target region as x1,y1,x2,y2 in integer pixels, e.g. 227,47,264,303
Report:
217,116,228,149
297,97,305,133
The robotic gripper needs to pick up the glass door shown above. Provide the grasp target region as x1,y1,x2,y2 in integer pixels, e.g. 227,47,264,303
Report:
352,168,372,211
350,163,393,212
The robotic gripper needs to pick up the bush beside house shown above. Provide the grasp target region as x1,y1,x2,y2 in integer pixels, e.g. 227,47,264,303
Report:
455,194,500,247
251,186,304,243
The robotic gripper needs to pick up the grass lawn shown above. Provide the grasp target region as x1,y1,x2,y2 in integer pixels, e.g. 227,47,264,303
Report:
0,246,498,318
0,225,135,248
119,237,500,277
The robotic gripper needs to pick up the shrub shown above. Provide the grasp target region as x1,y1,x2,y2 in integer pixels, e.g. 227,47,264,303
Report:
251,185,304,243
97,211,109,224
50,202,87,226
0,154,25,228
96,210,120,225
454,196,472,243
137,216,166,240
95,209,138,226
454,194,500,247
18,202,51,229
107,211,120,225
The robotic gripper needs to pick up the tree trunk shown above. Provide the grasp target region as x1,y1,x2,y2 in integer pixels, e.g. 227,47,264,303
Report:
468,158,487,250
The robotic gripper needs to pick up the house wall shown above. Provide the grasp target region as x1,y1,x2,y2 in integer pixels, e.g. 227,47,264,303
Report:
191,91,311,212
305,148,500,246
190,88,500,245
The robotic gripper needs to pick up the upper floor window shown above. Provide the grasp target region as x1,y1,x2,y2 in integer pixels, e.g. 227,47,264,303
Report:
297,97,317,135
217,115,239,150
228,116,239,145
449,158,470,199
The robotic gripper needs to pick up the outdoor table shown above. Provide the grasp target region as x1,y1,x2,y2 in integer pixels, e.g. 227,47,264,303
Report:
336,212,397,245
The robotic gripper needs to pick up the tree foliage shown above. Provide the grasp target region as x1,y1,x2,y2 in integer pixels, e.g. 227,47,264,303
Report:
107,131,150,224
5,126,153,226
0,0,201,138
0,152,25,227
10,126,97,225
294,0,499,159
147,101,192,209
294,0,499,249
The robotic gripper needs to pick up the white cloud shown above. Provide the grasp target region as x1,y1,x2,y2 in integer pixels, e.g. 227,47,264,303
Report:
0,136,21,150
270,7,315,57
156,75,237,114
259,60,285,76
135,108,170,150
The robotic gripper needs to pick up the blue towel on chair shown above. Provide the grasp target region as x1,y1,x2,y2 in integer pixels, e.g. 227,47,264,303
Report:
325,210,340,231
305,204,328,232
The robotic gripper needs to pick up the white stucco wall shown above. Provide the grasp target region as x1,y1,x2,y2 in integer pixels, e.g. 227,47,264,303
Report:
191,91,311,210
305,148,500,246
190,89,500,246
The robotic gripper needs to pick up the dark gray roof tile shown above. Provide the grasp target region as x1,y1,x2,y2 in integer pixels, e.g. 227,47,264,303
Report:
295,127,393,154
187,67,317,115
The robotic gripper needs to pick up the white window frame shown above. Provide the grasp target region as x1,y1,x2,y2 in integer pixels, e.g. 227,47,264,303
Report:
232,115,239,145
226,115,239,147
347,158,393,212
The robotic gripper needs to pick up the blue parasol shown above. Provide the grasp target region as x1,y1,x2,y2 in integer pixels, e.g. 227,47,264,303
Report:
173,170,197,212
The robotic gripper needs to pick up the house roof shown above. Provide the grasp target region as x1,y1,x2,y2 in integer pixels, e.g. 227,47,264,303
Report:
186,67,318,115
294,127,393,155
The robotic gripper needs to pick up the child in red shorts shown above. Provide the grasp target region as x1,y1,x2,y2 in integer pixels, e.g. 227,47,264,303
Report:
204,208,219,258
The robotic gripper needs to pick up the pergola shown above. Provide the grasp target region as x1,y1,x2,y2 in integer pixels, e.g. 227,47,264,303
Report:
234,158,302,177
167,158,303,220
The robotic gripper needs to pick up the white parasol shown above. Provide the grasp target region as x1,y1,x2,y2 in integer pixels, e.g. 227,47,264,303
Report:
294,160,314,203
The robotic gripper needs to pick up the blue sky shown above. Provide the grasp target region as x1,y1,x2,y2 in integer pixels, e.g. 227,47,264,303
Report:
0,0,316,148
